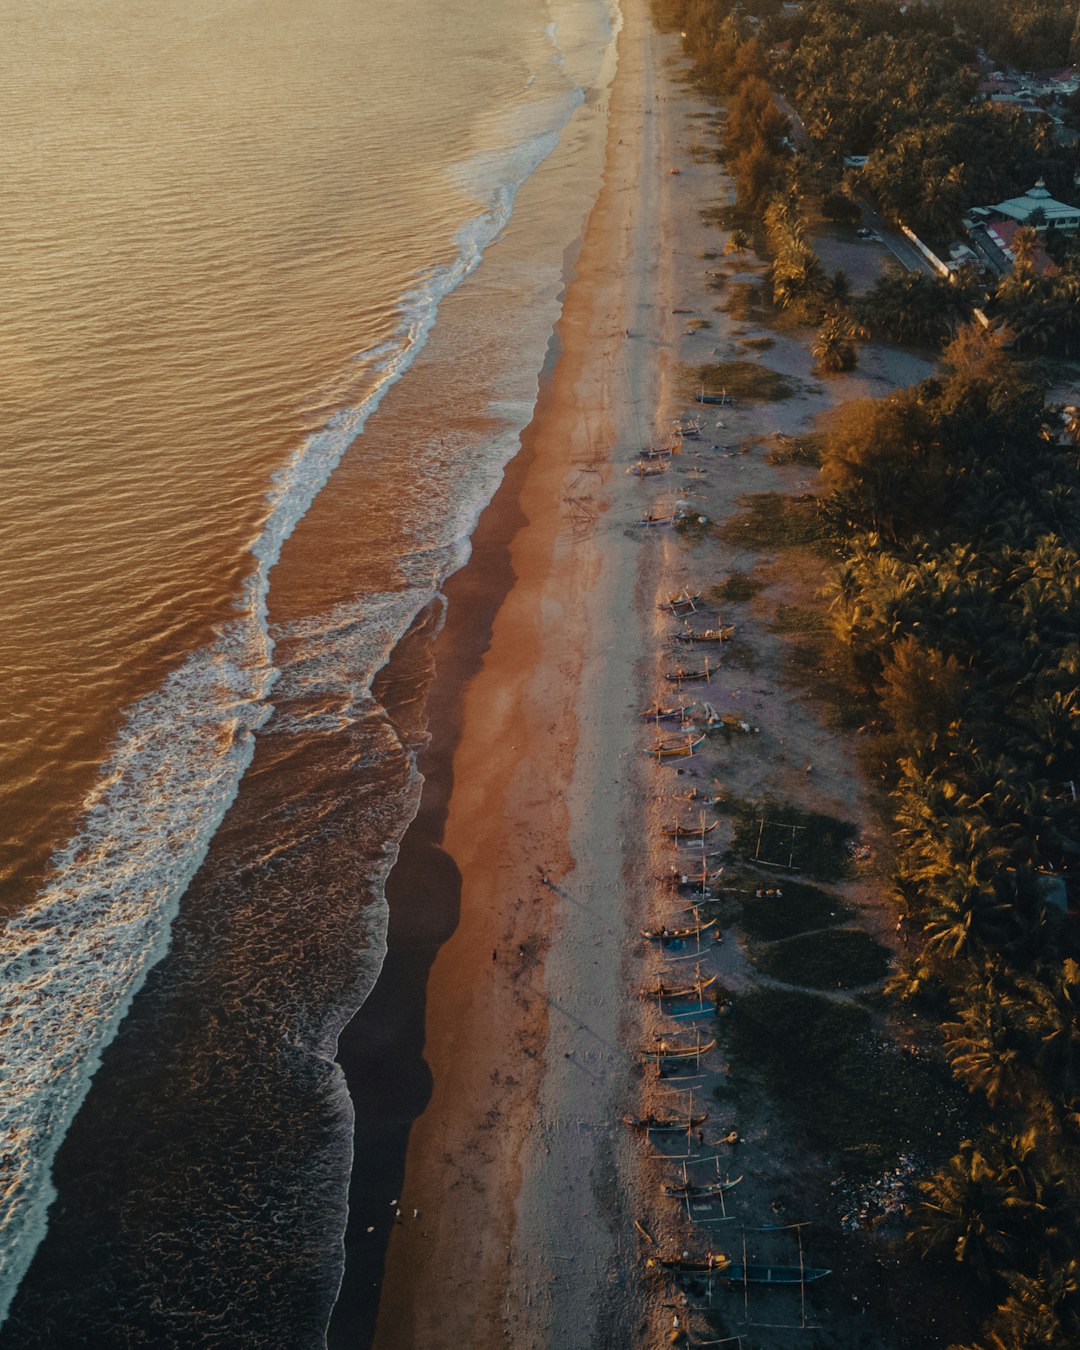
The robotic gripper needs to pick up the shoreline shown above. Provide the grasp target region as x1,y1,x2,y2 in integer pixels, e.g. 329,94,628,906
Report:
326,349,542,1346
360,0,665,1344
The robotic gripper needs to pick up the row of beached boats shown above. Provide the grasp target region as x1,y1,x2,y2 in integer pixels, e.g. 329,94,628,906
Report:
626,555,831,1327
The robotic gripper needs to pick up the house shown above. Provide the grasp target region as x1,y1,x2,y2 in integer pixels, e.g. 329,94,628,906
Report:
965,180,1080,236
984,219,1059,275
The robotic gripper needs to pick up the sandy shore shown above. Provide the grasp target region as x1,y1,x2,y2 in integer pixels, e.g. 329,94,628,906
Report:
364,3,936,1346
370,0,669,1344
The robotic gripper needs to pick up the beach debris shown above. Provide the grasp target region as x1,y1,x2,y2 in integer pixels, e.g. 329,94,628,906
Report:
634,1219,656,1244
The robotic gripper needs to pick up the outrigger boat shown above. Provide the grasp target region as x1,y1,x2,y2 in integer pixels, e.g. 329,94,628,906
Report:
662,819,718,840
637,510,683,527
624,1111,707,1133
663,1174,743,1199
641,442,680,460
673,416,704,439
669,864,726,894
646,1251,730,1273
675,624,735,644
664,665,711,684
713,1263,831,1284
640,918,716,941
640,704,693,723
694,387,733,406
646,732,706,760
640,972,717,1000
627,459,667,478
640,1037,717,1061
659,591,701,614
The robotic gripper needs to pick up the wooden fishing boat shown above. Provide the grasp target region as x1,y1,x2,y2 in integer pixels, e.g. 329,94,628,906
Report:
640,918,716,941
646,1251,730,1273
627,459,667,478
713,1263,831,1284
675,625,735,644
665,999,718,1020
640,705,692,722
672,868,725,894
658,592,701,613
623,1111,707,1133
646,733,706,760
639,1037,717,1061
663,667,710,684
641,443,678,460
694,390,733,406
640,973,717,1000
663,1174,743,1199
637,510,682,527
662,820,718,840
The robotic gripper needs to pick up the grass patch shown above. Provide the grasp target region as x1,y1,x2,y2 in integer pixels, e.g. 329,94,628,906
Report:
769,604,828,635
720,282,766,322
709,572,764,604
686,360,797,403
727,989,969,1175
766,431,826,467
753,928,892,989
718,635,757,670
717,492,826,551
674,512,714,543
739,880,853,941
730,797,857,882
741,335,775,351
781,626,880,734
685,317,712,332
702,204,752,232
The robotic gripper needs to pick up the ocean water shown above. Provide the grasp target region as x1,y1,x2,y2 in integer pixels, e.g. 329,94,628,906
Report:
0,0,621,1342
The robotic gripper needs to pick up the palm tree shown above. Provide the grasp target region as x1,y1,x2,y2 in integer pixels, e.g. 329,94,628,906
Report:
908,1131,1052,1278
812,310,858,372
1011,226,1039,276
943,980,1025,1108
1012,961,1080,1110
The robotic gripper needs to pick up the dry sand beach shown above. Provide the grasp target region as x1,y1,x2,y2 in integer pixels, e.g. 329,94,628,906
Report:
363,3,951,1347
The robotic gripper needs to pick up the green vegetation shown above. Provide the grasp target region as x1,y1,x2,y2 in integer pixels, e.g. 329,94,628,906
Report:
685,358,797,401
720,281,766,320
765,431,825,466
673,511,713,543
822,322,1080,1346
753,927,892,989
944,0,1080,72
729,797,857,882
718,491,825,550
662,4,1080,1342
853,270,976,350
812,310,858,372
739,879,854,941
727,989,969,1176
710,570,764,603
768,602,827,635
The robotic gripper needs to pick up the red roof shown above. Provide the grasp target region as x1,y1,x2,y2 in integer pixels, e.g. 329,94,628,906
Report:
986,219,1059,276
